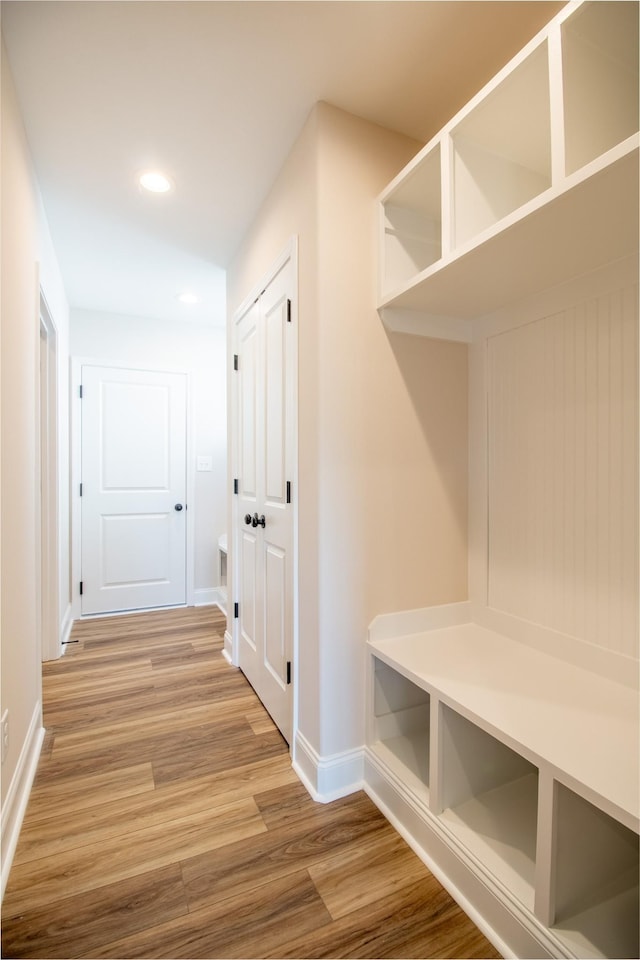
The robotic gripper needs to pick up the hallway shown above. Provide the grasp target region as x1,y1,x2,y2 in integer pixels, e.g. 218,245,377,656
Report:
2,607,498,959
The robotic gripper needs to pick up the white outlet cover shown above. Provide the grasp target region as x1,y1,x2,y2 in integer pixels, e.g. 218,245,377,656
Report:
196,456,213,472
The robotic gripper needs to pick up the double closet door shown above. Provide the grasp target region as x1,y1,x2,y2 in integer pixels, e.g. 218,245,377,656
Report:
233,254,295,744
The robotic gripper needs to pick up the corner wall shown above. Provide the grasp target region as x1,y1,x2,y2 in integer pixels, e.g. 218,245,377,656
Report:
1,46,70,892
227,102,469,796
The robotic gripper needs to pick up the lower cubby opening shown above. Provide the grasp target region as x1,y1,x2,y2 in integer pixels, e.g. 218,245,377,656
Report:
371,657,430,799
552,784,639,959
438,704,538,909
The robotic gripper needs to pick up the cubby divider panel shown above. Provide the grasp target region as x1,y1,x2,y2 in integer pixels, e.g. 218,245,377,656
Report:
562,1,639,176
372,657,430,796
439,704,538,908
553,783,639,959
382,145,441,295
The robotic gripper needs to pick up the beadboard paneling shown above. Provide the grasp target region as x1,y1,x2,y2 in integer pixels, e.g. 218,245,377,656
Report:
487,283,638,660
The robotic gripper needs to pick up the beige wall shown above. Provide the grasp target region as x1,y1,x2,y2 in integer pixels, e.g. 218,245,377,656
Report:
1,49,70,866
228,102,468,763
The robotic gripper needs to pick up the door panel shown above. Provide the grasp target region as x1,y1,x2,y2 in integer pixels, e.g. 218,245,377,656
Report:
240,529,258,656
81,365,187,615
265,294,287,503
240,308,259,501
235,256,294,743
264,542,286,686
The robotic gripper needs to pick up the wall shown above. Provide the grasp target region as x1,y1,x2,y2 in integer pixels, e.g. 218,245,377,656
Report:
1,47,70,892
227,102,468,791
71,310,227,602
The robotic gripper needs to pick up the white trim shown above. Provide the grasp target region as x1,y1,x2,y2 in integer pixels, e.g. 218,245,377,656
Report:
292,730,364,803
71,358,193,618
222,630,234,665
38,291,61,661
60,602,73,646
193,587,225,608
1,704,45,900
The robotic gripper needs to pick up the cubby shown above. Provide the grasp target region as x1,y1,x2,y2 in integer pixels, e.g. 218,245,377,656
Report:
553,785,640,960
371,656,430,799
452,41,551,248
377,0,639,334
439,705,538,910
562,1,639,176
381,144,441,296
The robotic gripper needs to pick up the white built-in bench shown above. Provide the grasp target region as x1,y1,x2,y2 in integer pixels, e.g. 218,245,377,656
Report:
365,602,639,960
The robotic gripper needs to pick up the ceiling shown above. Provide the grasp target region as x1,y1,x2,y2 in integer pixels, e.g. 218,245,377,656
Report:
1,0,563,326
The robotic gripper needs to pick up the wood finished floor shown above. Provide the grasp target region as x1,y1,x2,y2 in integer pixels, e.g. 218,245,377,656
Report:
2,606,501,960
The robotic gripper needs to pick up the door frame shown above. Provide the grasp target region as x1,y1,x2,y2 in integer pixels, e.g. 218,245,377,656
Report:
70,358,194,619
38,293,60,660
229,236,299,749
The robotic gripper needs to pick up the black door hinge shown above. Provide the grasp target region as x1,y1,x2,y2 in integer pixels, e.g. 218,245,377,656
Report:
286,481,291,504
233,354,239,371
234,602,239,619
79,483,83,497
286,299,292,322
79,384,83,398
233,478,239,495
79,581,83,596
286,661,292,685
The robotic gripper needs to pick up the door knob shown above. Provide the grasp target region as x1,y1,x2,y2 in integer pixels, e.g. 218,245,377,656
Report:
244,513,253,525
174,503,183,511
252,513,266,528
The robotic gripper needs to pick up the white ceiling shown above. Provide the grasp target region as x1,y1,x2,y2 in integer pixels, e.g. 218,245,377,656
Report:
1,0,563,326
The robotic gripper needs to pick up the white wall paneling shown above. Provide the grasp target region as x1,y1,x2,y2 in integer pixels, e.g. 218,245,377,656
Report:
486,282,638,660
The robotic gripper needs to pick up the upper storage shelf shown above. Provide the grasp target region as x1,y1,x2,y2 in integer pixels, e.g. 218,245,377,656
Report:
378,1,639,340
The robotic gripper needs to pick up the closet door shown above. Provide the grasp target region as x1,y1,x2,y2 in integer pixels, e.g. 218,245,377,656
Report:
234,257,294,743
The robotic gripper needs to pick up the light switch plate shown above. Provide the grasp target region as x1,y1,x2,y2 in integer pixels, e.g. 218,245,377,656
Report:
196,456,213,472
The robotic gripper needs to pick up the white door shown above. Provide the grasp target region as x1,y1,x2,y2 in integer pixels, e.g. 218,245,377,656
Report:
80,364,187,615
235,257,294,743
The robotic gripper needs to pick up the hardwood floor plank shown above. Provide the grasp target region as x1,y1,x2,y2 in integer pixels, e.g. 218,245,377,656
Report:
14,757,297,865
180,784,391,914
90,870,332,960
1,864,188,959
308,828,431,920
2,797,266,917
266,874,501,959
23,762,155,823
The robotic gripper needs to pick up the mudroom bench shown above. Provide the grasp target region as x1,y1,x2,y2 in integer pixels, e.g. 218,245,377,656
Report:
364,602,639,960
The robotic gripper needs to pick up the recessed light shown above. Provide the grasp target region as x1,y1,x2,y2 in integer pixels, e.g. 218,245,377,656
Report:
177,292,201,305
139,170,174,193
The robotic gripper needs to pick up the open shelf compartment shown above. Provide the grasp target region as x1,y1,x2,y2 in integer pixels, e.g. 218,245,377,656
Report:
371,656,430,799
562,1,639,176
552,783,639,960
381,143,441,296
451,40,551,249
438,703,538,909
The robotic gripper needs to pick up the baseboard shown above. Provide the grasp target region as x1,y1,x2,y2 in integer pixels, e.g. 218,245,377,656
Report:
193,587,225,608
1,703,45,900
222,630,234,666
292,730,363,803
